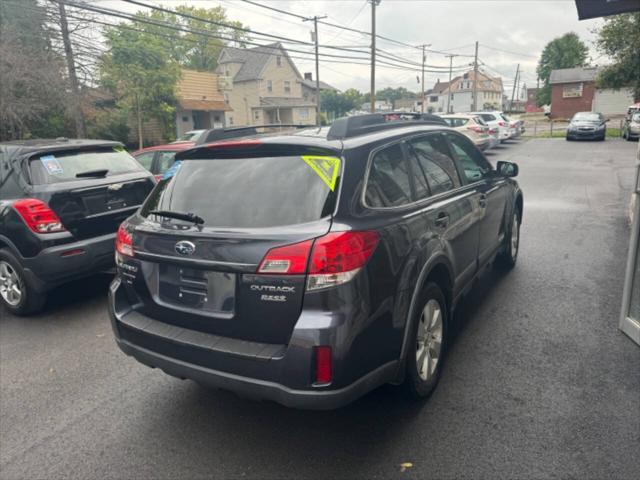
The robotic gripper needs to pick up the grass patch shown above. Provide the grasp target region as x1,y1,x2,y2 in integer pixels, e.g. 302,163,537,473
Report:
531,128,621,139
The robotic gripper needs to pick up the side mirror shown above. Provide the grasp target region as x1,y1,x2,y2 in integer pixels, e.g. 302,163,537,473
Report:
497,161,518,178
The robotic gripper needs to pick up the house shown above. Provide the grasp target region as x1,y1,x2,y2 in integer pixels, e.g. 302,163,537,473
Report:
175,69,231,138
300,72,337,106
216,42,317,126
549,66,635,119
446,70,503,113
426,79,455,113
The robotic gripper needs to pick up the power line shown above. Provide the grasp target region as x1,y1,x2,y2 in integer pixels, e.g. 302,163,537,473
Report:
479,43,539,59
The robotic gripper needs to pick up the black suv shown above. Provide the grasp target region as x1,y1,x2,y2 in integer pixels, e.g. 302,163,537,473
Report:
109,114,522,409
0,139,155,314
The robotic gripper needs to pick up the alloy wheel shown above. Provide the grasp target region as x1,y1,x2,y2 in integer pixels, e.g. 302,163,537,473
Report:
416,299,443,381
0,261,22,306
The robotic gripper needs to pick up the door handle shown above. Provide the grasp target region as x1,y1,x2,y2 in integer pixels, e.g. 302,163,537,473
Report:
434,212,449,228
479,194,487,208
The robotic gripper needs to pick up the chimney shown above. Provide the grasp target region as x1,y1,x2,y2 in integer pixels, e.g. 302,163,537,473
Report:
304,72,313,81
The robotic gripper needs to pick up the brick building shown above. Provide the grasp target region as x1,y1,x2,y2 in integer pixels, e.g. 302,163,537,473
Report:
549,67,598,119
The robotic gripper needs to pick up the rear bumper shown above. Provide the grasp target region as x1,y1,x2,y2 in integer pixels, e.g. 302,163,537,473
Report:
22,233,116,292
108,277,397,409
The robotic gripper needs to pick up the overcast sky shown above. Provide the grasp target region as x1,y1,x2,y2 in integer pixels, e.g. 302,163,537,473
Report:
103,0,605,94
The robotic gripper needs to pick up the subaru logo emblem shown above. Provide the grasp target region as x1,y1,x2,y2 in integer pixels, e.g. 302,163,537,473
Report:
174,241,196,256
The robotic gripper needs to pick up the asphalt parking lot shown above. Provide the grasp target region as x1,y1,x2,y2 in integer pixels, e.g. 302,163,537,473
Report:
1,138,639,480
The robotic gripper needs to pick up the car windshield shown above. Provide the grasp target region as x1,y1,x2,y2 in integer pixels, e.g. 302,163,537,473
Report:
29,148,144,184
573,113,601,122
141,154,340,228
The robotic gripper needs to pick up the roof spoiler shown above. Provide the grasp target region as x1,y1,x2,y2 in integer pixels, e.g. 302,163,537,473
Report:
327,113,448,140
195,124,311,145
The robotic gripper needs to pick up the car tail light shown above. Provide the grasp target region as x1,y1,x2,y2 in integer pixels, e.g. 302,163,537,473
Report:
13,199,66,233
257,231,379,291
257,240,313,274
498,121,506,127
489,128,498,134
468,125,484,133
115,224,134,257
315,346,332,384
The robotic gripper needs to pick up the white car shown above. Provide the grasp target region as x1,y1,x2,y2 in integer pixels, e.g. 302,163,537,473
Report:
469,111,511,142
171,129,206,144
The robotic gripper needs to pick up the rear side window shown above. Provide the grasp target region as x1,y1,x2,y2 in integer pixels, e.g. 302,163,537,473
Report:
29,149,144,184
444,118,468,128
365,144,412,208
141,154,340,228
408,135,461,198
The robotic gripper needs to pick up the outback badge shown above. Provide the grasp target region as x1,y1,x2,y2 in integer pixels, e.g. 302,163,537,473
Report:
174,240,196,256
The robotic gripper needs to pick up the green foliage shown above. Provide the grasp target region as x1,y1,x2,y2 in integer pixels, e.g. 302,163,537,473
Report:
87,109,131,145
376,87,415,108
129,6,249,71
321,89,363,117
100,27,180,145
536,33,588,106
596,13,640,99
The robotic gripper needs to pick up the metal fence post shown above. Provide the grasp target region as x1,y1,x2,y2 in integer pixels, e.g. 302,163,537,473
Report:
533,121,537,138
550,120,553,137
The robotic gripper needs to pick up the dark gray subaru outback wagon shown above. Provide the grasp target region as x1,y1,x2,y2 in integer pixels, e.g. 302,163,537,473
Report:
109,114,523,409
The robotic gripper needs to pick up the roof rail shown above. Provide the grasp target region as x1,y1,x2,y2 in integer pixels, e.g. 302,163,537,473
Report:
195,124,310,145
327,113,448,140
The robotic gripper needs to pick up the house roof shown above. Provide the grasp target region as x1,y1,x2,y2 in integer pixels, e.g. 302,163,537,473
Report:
549,66,600,84
431,79,455,94
176,69,230,111
260,97,317,108
218,42,302,82
450,70,503,92
300,79,337,91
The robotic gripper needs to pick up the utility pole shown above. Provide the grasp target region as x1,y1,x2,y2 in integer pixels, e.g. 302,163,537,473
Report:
510,64,520,112
472,41,479,111
303,15,327,126
58,1,86,138
445,54,457,114
369,0,381,113
419,44,431,113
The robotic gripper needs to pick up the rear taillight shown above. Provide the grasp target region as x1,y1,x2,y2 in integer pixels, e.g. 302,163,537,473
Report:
315,346,332,384
257,240,313,274
468,125,484,133
498,121,506,127
13,199,66,233
257,231,379,291
115,224,134,257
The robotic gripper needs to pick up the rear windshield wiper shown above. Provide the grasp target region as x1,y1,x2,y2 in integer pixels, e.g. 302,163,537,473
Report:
76,169,109,178
149,210,205,225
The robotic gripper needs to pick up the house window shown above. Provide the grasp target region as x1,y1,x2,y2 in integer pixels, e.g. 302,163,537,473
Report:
254,110,260,121
182,116,189,122
228,116,234,125
563,83,583,98
225,69,229,77
267,80,272,93
299,108,309,119
276,56,282,67
284,81,291,94
429,95,438,102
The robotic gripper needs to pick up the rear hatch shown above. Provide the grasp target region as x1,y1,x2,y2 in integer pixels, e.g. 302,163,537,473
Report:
28,147,155,239
125,143,342,344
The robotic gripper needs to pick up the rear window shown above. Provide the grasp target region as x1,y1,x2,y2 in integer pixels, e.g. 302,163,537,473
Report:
29,148,144,184
443,118,468,127
141,155,340,228
479,114,496,122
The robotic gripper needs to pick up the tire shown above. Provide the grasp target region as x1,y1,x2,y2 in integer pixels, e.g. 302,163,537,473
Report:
496,207,520,270
0,249,46,315
404,282,447,399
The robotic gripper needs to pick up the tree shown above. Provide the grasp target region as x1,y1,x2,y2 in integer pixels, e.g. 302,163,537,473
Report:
536,32,588,106
320,89,363,118
377,87,415,109
595,13,640,100
0,0,68,140
100,27,180,148
128,6,249,72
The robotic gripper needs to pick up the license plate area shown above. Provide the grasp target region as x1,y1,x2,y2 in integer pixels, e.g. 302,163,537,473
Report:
157,264,236,314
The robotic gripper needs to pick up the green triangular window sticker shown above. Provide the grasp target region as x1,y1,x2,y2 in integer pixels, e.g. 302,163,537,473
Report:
301,155,340,191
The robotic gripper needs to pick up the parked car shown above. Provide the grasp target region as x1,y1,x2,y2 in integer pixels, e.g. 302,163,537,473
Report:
622,112,640,141
500,113,523,138
566,112,607,141
171,129,206,144
469,111,511,142
132,142,194,180
0,139,155,314
439,114,492,151
109,113,523,409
